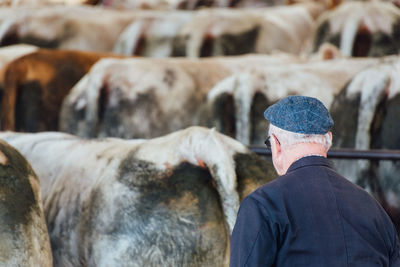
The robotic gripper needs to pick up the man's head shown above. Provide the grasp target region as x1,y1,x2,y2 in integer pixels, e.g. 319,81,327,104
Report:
264,95,333,175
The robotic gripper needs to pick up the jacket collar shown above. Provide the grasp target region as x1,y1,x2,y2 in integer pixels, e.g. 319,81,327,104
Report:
286,155,333,174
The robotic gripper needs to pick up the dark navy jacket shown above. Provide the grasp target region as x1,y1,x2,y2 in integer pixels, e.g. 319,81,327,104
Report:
230,156,400,267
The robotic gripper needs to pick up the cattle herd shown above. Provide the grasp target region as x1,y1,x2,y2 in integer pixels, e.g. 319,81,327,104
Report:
0,0,400,266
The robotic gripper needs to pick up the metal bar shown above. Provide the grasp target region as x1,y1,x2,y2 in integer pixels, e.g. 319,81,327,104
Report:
248,146,400,160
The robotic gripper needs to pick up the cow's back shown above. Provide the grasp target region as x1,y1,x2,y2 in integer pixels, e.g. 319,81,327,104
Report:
0,127,275,266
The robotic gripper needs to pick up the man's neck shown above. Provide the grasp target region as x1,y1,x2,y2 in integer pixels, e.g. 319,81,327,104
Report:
282,143,328,174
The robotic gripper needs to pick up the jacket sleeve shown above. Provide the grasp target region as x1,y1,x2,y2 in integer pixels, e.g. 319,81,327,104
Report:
229,196,278,267
390,230,400,267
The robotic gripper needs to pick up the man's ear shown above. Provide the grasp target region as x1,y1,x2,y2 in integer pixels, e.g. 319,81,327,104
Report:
272,134,281,155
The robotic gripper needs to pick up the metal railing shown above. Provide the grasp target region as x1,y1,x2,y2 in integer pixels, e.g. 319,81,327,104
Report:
249,146,400,160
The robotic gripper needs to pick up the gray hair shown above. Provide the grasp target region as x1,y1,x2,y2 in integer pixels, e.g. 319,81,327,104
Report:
268,124,332,150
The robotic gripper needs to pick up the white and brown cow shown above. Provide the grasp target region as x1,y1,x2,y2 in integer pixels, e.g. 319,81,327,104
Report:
0,139,52,266
0,4,321,57
59,54,301,139
113,10,193,57
312,1,400,57
98,0,336,10
114,3,320,57
0,0,95,6
0,6,138,51
99,0,285,9
0,126,276,267
0,49,122,132
329,57,400,232
204,55,380,145
59,53,378,144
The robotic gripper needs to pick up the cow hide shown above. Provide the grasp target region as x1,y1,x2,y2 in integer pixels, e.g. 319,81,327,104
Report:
0,49,121,132
59,54,379,145
59,54,301,139
330,58,400,232
0,6,138,51
0,0,95,6
0,44,38,126
0,44,38,69
313,1,400,57
0,126,276,267
204,56,379,145
99,0,285,9
114,3,320,57
98,0,336,10
0,139,52,266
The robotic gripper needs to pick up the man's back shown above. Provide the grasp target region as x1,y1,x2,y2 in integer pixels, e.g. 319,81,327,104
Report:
230,156,400,267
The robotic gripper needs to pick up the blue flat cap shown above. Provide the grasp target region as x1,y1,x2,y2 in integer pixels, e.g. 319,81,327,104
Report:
264,95,333,134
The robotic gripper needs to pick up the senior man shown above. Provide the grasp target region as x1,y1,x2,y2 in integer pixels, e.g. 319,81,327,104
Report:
230,95,400,266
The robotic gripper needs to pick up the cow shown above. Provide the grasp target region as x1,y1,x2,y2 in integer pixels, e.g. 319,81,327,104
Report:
0,126,276,266
312,1,400,57
0,139,52,266
0,48,121,132
329,57,400,232
0,0,95,5
113,10,193,57
59,53,301,139
0,4,320,57
0,6,138,51
59,52,378,144
114,3,320,57
203,55,380,145
99,0,336,10
99,0,285,9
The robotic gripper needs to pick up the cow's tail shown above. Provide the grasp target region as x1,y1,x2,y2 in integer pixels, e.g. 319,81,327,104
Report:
207,72,258,145
340,14,362,57
234,72,259,146
113,19,149,56
343,65,392,181
349,66,392,150
186,13,210,58
82,59,116,137
83,74,102,138
183,127,247,234
206,129,241,234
